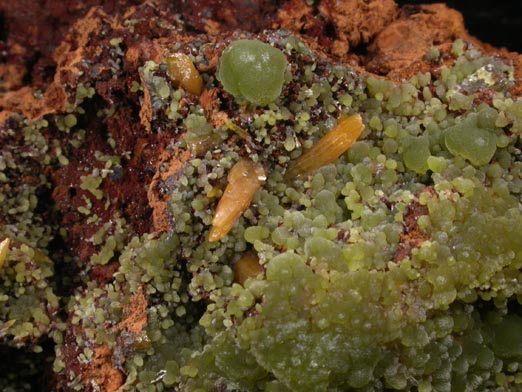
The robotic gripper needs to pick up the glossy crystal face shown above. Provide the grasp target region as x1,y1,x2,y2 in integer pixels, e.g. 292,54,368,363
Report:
217,39,288,106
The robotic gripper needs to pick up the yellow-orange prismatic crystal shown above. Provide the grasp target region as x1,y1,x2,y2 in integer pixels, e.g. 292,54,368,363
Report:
285,113,365,179
233,251,263,285
209,159,266,242
0,237,51,268
166,53,203,96
0,238,10,269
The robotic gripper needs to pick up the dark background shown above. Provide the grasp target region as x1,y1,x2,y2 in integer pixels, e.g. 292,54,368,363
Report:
396,0,522,52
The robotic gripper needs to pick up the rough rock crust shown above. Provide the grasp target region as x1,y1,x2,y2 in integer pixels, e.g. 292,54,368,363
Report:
1,1,520,122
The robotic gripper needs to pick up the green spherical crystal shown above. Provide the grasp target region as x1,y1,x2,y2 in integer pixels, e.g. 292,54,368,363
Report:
217,39,287,106
444,117,497,167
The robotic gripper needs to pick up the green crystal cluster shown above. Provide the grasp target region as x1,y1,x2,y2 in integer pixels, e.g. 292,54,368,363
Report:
2,25,522,391
161,37,522,391
0,115,63,390
0,117,61,351
121,36,522,391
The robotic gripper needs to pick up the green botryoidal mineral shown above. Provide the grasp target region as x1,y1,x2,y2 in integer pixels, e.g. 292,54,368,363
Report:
163,34,522,391
5,19,522,390
217,39,287,106
444,113,498,167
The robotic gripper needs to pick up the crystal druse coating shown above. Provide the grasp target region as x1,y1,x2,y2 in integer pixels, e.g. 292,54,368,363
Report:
2,20,522,391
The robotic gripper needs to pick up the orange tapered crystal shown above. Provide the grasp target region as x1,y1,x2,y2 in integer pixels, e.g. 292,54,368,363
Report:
166,53,203,96
285,113,364,179
209,159,266,242
0,238,10,269
233,251,263,285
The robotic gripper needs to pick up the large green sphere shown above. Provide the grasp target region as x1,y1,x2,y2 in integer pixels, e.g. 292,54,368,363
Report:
217,39,287,106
